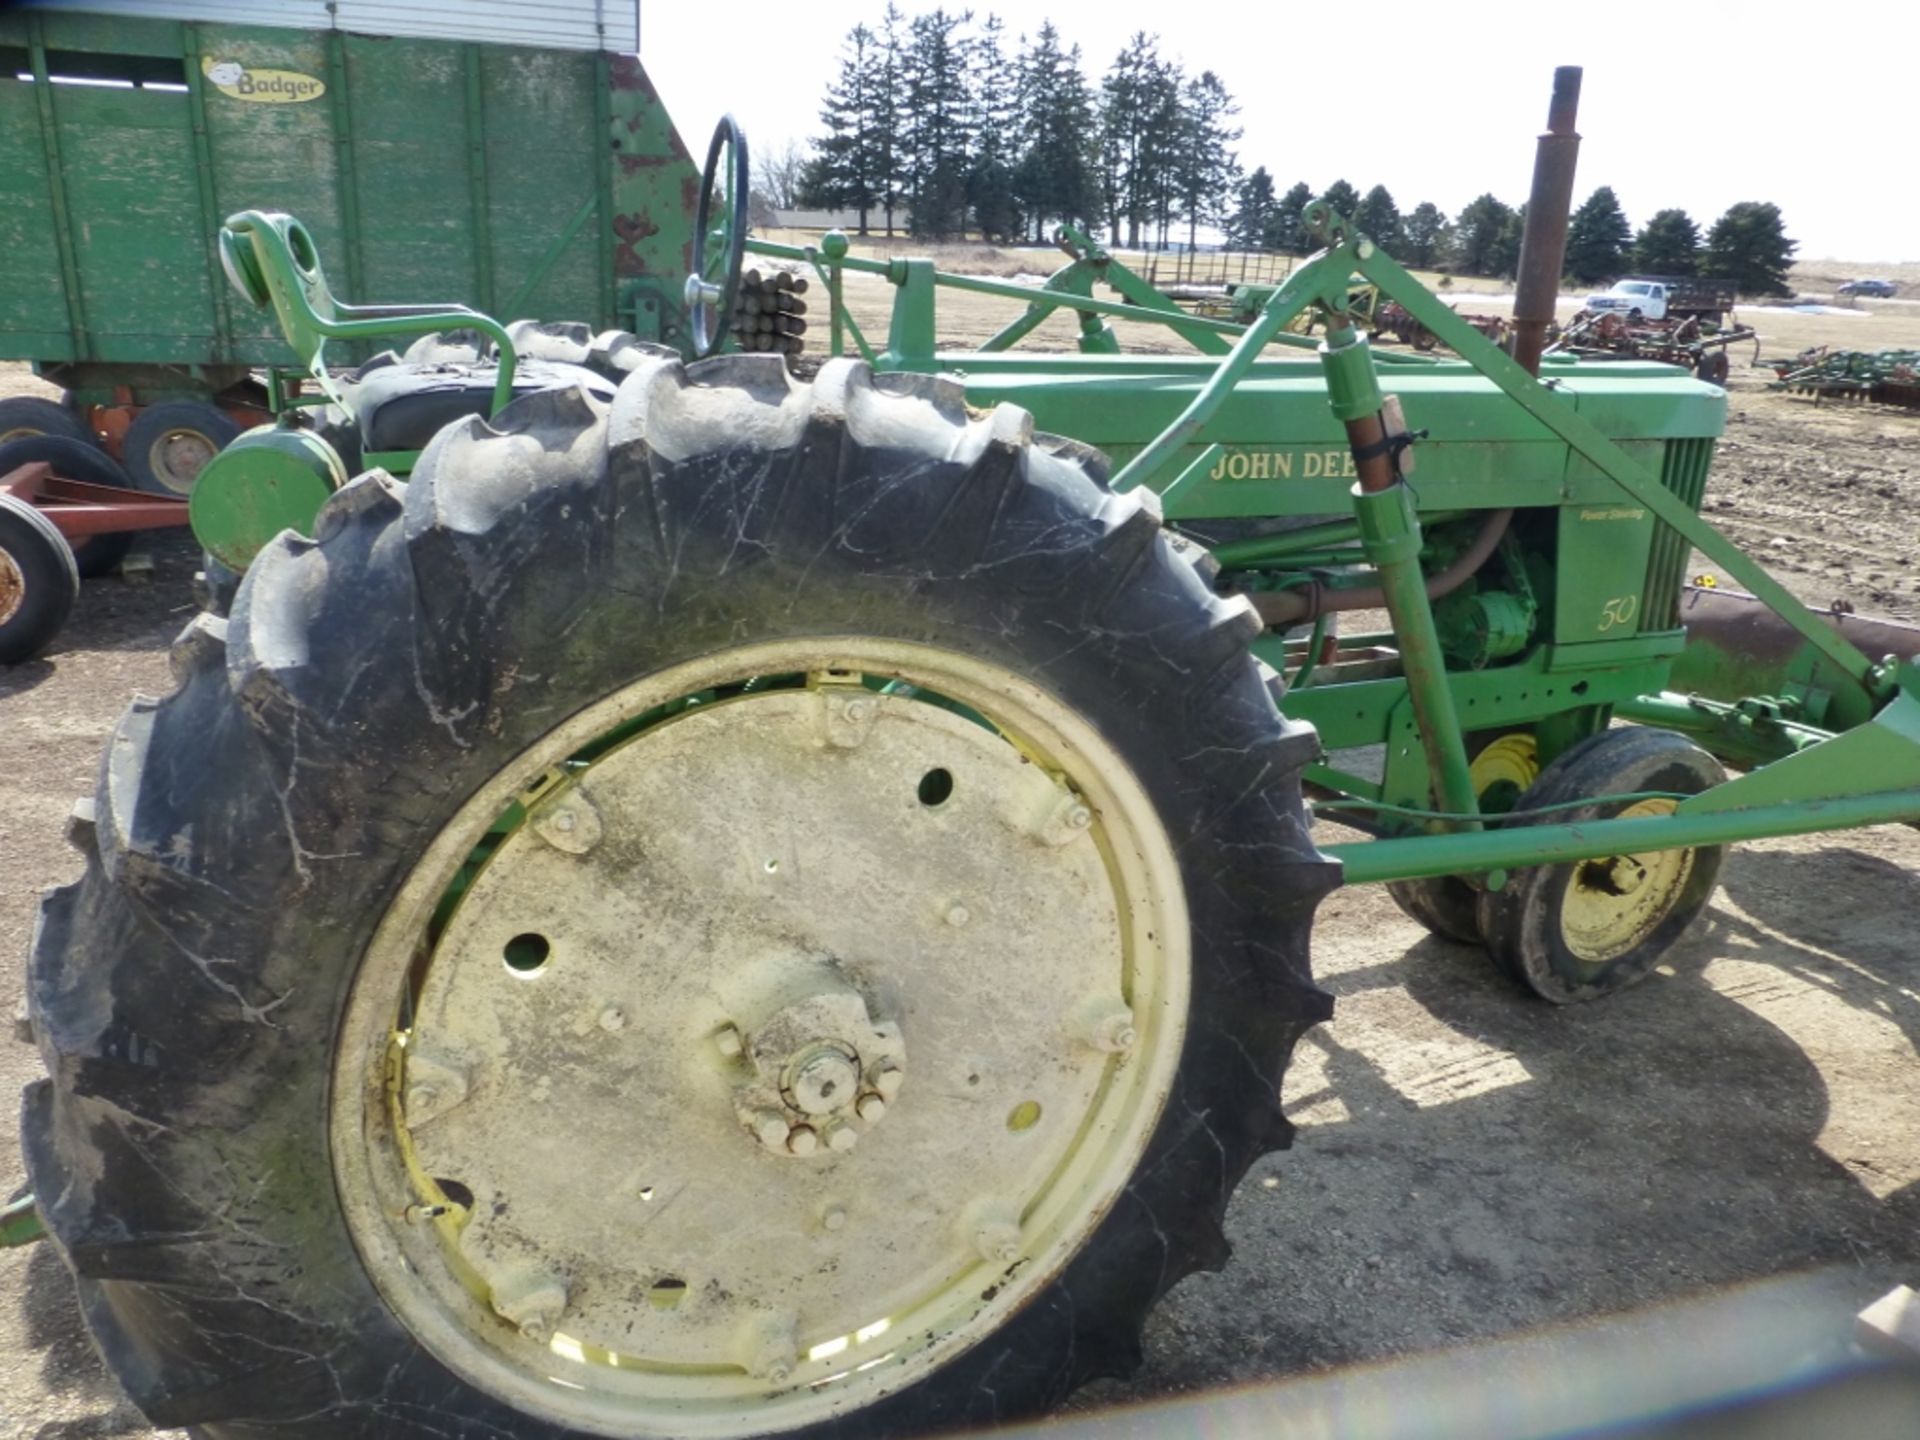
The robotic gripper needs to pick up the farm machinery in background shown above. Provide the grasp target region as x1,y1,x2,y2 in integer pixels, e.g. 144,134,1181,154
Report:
1767,346,1920,409
11,45,1920,1440
1549,274,1755,383
0,0,697,660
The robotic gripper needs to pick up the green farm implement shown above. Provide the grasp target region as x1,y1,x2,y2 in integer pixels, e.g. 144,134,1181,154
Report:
1769,346,1920,408
13,63,1920,1440
0,4,695,491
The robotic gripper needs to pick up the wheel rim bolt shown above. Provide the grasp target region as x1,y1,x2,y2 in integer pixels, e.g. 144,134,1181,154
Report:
857,1094,887,1123
870,1060,905,1100
787,1125,819,1156
751,1110,792,1151
823,1120,859,1153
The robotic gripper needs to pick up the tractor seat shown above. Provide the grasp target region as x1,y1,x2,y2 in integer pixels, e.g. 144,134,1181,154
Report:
337,355,619,456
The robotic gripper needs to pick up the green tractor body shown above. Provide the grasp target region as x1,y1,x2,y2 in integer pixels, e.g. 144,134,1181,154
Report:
13,55,1920,1440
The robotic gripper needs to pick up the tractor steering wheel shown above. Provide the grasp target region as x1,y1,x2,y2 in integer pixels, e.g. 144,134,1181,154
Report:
685,115,749,359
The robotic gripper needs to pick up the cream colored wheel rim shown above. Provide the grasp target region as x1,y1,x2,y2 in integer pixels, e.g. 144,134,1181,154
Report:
0,549,24,627
332,638,1189,1438
148,428,219,494
1559,797,1692,962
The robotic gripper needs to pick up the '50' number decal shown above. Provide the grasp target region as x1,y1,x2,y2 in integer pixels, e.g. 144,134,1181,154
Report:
1598,594,1639,632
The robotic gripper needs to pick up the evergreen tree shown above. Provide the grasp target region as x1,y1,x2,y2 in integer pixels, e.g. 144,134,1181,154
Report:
1454,194,1519,276
1701,202,1797,295
873,3,907,235
1402,201,1447,269
1014,23,1099,240
802,23,881,231
1354,184,1403,255
966,14,1019,242
1273,181,1313,254
1174,69,1239,251
1632,208,1701,275
1099,34,1182,248
1564,185,1632,284
1320,178,1361,222
1226,166,1277,250
898,8,973,240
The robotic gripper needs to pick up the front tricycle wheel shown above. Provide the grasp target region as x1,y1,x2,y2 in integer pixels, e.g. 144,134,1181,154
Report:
24,355,1335,1437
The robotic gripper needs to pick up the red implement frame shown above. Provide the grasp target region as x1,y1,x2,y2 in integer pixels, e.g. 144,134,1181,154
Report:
0,461,189,539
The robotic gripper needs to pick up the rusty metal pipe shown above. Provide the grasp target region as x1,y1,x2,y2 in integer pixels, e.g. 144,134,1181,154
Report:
1511,66,1583,377
1248,505,1514,627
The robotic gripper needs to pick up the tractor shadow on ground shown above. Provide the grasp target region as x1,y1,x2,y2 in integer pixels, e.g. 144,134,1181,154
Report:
1110,894,1915,1405
1711,845,1920,1051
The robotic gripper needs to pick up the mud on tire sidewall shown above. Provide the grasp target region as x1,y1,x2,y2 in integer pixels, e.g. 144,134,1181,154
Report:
24,357,1335,1438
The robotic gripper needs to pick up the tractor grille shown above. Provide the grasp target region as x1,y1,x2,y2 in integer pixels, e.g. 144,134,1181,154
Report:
1642,437,1715,632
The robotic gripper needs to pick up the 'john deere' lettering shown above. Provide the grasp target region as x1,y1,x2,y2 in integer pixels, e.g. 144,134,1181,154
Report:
1206,448,1357,482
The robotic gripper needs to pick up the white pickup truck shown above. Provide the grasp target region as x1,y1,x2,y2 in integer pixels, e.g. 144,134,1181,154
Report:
1582,275,1737,325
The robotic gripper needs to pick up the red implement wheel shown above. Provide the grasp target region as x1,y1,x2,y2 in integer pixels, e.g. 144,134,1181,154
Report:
0,493,79,664
0,435,137,578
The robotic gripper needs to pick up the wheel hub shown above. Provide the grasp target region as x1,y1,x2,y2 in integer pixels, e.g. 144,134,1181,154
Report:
334,647,1189,1437
0,550,24,627
724,984,905,1154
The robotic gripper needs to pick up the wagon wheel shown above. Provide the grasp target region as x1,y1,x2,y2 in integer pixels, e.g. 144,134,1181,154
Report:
1695,350,1730,385
123,400,243,497
23,354,1337,1438
685,115,750,359
0,493,79,664
0,395,95,449
1476,728,1726,1003
0,435,137,578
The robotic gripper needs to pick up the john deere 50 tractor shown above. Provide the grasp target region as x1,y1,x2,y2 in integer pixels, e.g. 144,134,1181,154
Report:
14,69,1920,1439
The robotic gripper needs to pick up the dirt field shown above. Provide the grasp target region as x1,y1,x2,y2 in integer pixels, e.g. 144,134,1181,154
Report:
4,265,1920,1437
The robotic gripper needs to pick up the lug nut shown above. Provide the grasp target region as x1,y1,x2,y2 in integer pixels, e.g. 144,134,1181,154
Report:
823,1120,859,1153
787,1125,819,1156
870,1060,905,1100
857,1094,887,1123
751,1110,792,1152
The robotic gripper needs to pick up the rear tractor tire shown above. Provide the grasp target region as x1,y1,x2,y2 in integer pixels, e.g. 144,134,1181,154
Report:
1476,727,1726,1003
24,355,1337,1438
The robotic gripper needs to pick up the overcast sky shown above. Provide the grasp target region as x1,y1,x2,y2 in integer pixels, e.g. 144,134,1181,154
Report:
640,0,1914,264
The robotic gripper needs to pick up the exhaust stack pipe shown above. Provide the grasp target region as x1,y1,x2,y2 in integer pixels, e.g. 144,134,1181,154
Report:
1511,66,1582,377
